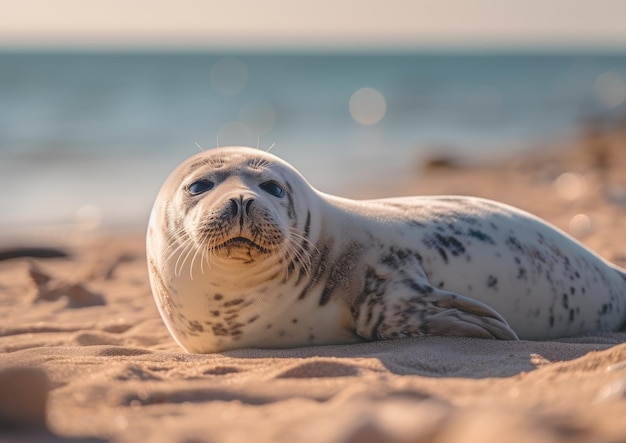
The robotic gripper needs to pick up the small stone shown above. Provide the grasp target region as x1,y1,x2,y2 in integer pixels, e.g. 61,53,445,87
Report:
0,367,49,429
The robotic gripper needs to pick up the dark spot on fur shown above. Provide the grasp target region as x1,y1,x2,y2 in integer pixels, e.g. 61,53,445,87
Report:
487,275,498,289
506,236,524,252
319,241,362,306
211,324,229,336
352,267,388,322
381,247,422,269
370,306,388,340
422,233,466,264
223,298,244,307
402,279,434,294
211,310,220,317
467,229,495,244
285,188,297,221
214,294,223,301
188,320,204,333
298,243,330,300
407,220,426,228
303,211,311,238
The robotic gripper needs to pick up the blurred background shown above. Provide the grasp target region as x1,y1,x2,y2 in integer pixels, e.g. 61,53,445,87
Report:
1,0,626,231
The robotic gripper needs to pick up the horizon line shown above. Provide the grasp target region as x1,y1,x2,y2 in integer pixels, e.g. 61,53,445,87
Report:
2,41,626,55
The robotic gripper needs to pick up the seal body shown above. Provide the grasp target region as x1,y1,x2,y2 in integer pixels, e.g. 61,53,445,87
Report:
147,147,626,353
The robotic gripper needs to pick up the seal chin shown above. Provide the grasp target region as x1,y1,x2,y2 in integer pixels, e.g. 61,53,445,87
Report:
212,236,277,264
219,237,272,254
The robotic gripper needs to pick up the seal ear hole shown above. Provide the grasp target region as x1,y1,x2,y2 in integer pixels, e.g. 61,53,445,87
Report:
188,179,215,195
259,181,285,198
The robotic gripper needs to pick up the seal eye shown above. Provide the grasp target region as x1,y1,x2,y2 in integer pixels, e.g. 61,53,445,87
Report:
260,181,285,198
188,179,215,195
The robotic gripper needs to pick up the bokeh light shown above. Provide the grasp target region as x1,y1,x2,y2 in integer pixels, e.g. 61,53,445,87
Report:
349,87,386,125
554,172,587,201
239,101,276,135
210,57,249,95
594,70,626,108
569,213,592,238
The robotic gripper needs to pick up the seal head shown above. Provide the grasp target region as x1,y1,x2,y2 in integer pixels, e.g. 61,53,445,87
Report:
147,147,331,352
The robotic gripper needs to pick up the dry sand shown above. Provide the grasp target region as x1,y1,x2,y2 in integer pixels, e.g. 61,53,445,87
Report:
1,126,626,442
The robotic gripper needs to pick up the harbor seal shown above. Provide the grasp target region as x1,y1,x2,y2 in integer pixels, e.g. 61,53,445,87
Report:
147,146,626,353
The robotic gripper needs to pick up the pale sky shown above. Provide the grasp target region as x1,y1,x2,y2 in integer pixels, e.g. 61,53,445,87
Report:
2,0,626,50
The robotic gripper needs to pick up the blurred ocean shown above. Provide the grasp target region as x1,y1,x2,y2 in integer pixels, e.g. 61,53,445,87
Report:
1,51,625,229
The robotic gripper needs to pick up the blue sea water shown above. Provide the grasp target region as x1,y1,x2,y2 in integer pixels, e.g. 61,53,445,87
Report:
1,51,625,229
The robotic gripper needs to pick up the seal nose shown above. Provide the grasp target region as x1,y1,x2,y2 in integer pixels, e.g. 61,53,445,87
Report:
229,195,255,219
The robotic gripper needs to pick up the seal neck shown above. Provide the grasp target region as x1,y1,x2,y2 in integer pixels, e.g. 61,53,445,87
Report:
197,255,288,289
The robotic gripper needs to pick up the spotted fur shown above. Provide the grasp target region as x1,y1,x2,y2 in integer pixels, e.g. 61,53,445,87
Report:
147,147,626,353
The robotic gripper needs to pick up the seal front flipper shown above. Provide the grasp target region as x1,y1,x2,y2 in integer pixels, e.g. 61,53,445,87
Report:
353,276,519,341
418,291,519,340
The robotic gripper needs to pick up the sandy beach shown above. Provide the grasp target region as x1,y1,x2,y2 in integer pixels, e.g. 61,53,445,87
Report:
2,124,626,442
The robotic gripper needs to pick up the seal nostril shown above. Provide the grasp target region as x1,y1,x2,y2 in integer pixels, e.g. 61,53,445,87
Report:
229,198,240,218
244,198,254,216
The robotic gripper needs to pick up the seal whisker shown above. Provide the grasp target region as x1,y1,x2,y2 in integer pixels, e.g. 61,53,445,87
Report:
174,235,198,278
199,234,208,275
251,142,276,170
276,229,316,279
200,230,215,274
189,220,221,276
289,230,320,256
173,240,190,278
288,239,312,273
188,239,202,280
162,229,193,270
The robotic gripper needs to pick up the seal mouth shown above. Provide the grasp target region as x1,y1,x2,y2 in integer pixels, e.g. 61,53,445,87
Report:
218,237,271,254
